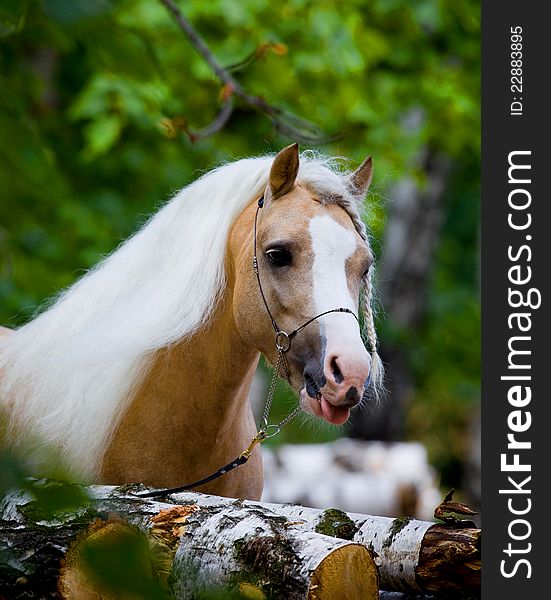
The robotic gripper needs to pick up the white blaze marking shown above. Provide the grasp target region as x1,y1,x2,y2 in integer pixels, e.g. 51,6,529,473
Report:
308,215,364,355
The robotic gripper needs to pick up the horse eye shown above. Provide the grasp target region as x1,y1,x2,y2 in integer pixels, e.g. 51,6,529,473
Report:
265,248,292,267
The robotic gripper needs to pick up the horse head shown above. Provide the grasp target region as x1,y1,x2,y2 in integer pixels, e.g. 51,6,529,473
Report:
232,144,381,426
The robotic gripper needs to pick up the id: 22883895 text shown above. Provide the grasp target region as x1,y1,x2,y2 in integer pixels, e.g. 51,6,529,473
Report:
510,26,523,116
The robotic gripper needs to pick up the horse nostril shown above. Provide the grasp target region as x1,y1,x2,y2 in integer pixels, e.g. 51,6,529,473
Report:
345,386,361,406
331,357,343,384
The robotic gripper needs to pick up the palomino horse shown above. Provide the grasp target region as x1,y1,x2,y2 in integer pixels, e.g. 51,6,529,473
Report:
0,144,382,501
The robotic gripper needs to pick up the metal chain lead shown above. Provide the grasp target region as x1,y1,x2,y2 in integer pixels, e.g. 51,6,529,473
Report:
260,350,300,438
261,351,283,427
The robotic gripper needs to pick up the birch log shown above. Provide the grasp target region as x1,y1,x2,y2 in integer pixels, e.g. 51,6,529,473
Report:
0,482,479,598
170,491,480,596
0,481,378,600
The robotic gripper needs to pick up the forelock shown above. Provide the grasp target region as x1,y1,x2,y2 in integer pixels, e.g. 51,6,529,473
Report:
296,151,368,242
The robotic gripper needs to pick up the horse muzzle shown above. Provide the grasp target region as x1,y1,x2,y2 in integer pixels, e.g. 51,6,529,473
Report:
299,347,371,425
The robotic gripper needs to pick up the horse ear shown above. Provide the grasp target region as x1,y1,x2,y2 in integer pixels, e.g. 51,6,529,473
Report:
269,143,300,198
349,156,373,196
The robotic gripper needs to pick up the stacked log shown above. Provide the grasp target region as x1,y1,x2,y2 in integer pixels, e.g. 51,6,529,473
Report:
171,491,480,597
0,480,480,599
261,439,442,520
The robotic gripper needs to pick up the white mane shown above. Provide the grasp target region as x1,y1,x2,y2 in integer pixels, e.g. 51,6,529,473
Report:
0,152,367,479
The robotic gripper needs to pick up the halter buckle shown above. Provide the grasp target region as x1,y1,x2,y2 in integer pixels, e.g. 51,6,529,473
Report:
275,331,291,352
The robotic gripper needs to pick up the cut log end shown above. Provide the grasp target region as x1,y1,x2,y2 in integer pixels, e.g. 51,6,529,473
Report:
59,520,157,600
308,543,379,600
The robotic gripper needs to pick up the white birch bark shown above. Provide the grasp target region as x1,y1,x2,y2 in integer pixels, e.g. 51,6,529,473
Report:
0,482,479,598
170,491,433,592
0,481,379,600
165,491,480,596
170,501,378,599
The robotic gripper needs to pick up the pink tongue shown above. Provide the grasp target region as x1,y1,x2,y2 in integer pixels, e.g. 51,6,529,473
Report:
320,397,350,425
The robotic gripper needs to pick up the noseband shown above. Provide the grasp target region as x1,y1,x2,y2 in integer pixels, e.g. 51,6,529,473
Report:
136,194,360,498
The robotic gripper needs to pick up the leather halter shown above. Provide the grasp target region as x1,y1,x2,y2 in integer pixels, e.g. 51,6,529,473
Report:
136,194,360,498
252,195,359,380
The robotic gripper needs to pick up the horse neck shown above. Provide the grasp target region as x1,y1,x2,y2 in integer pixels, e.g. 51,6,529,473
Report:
99,226,262,489
137,280,260,436
163,207,261,426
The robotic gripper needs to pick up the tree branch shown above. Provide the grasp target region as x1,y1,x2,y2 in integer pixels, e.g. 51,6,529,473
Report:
185,98,234,142
159,0,339,144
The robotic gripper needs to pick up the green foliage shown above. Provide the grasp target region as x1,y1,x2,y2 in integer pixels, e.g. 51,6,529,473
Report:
19,479,91,521
0,440,90,519
406,158,480,486
0,1,480,486
78,523,168,600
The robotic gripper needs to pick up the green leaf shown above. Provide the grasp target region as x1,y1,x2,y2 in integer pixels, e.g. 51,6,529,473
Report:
26,479,91,519
83,115,122,159
0,0,29,37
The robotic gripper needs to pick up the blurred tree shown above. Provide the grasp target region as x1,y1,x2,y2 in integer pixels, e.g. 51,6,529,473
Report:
350,147,452,441
0,0,480,490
